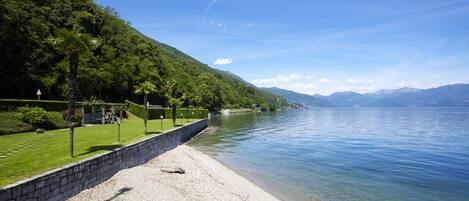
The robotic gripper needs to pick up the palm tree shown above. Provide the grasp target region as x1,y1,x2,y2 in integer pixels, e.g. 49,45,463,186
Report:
134,81,157,134
165,79,180,126
181,92,192,107
52,29,98,157
193,95,202,118
193,95,202,108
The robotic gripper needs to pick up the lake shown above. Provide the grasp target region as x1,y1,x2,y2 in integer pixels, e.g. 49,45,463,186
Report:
189,107,469,201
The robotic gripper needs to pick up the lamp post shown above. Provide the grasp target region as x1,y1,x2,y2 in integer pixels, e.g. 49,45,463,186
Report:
160,115,163,130
36,89,42,100
192,112,194,122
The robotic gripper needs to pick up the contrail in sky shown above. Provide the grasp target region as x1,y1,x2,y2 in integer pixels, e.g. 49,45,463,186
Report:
198,0,217,30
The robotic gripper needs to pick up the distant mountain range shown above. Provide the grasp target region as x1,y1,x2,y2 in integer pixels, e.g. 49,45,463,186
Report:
262,83,469,107
262,87,336,107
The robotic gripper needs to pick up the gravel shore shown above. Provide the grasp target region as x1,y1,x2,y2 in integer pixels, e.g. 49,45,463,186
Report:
69,145,280,201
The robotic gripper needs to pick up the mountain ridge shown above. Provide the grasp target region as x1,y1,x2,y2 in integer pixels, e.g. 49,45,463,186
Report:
261,87,336,107
263,83,469,107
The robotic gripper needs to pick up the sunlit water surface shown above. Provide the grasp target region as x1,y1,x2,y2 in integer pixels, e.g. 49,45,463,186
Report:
189,108,469,201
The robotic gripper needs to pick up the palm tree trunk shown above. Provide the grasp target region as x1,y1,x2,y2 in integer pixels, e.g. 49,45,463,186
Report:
68,52,79,158
172,104,176,126
144,94,148,134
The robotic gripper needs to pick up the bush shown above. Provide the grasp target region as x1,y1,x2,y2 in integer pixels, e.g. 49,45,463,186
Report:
61,109,84,121
48,112,70,128
1,99,69,111
0,99,126,112
125,100,208,119
0,112,35,135
1,109,73,135
13,107,72,131
15,107,50,127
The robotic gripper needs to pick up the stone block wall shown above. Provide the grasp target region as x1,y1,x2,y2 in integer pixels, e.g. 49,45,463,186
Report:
0,119,208,201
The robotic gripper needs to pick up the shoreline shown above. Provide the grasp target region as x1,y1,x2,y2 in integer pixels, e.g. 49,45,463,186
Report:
70,145,280,201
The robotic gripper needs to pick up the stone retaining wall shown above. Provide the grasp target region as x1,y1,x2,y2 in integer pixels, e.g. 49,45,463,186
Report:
0,119,208,201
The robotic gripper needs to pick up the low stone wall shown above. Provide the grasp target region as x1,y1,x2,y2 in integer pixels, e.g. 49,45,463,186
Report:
0,119,208,201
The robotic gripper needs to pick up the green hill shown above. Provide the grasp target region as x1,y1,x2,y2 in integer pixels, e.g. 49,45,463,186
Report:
0,0,287,111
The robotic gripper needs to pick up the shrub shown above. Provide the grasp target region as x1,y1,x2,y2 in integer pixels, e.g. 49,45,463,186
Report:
61,109,84,121
48,112,70,128
1,99,69,111
15,107,50,127
125,100,208,119
0,99,126,112
0,112,35,135
14,107,73,130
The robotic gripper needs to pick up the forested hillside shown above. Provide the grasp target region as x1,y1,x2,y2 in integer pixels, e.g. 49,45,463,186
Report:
0,0,287,111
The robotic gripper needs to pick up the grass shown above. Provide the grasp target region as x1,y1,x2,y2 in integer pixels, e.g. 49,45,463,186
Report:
0,111,70,135
0,113,198,186
0,112,34,135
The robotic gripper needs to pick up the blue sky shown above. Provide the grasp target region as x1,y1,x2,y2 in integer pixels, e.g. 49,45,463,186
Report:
95,0,469,95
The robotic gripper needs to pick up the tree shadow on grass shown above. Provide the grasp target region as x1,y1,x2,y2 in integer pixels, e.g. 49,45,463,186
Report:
75,144,124,157
146,131,162,135
104,187,132,201
174,124,184,127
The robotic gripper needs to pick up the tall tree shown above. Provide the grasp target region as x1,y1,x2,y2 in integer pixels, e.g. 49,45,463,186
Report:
52,28,98,157
134,81,157,134
165,79,180,126
181,92,192,107
193,95,202,108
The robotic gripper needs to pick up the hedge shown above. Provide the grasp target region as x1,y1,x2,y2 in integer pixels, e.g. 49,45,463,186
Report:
125,100,208,119
0,99,125,112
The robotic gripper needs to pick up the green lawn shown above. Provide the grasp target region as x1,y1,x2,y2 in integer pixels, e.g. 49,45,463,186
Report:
0,113,198,186
0,111,70,135
0,112,34,135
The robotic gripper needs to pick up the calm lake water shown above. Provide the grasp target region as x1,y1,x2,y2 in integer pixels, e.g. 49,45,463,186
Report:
189,107,469,201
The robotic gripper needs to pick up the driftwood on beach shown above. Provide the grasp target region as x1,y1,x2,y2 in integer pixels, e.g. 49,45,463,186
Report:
161,167,186,174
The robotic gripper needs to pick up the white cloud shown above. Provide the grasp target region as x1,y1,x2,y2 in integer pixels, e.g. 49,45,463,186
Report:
397,81,439,89
252,74,322,94
214,58,233,65
251,73,452,96
319,78,334,84
252,77,277,85
252,74,300,85
216,23,228,31
278,74,300,82
345,78,375,85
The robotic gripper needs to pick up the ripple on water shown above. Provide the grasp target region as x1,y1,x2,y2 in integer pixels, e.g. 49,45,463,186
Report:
190,108,469,201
